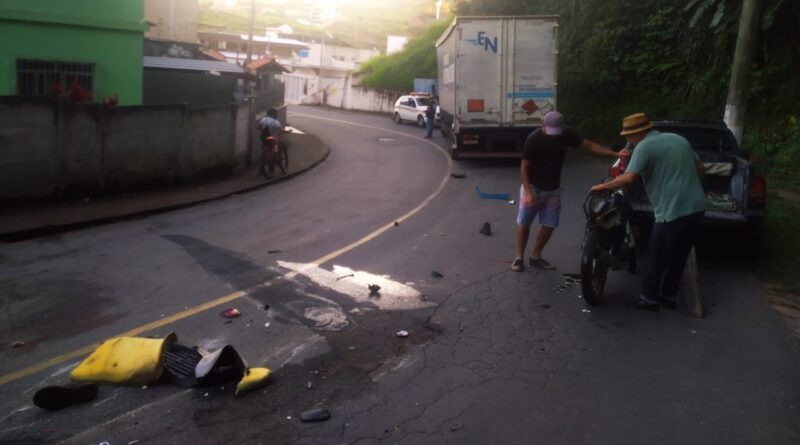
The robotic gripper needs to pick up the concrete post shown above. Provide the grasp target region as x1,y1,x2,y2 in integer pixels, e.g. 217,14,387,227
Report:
724,0,762,144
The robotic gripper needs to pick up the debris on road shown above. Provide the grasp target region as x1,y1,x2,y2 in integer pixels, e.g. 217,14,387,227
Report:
582,309,592,313
235,368,272,395
539,304,552,310
425,321,444,333
450,423,464,432
300,408,331,422
368,284,381,295
262,304,270,311
450,172,466,179
267,250,282,254
264,322,271,328
479,222,492,236
394,221,400,227
396,330,410,338
307,381,313,390
431,271,444,279
12,340,25,349
348,346,356,351
33,383,98,411
220,308,241,319
475,187,511,200
336,273,355,281
71,333,177,385
507,200,515,205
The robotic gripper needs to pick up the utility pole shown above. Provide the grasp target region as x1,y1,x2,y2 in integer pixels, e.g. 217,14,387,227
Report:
724,0,762,144
245,0,255,66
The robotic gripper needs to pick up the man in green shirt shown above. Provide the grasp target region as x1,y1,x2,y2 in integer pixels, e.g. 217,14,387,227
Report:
591,113,706,311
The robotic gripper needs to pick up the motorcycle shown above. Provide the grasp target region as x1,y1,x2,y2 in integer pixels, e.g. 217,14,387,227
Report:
580,183,638,306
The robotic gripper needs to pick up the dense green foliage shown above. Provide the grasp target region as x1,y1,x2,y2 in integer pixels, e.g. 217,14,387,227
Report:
356,20,450,91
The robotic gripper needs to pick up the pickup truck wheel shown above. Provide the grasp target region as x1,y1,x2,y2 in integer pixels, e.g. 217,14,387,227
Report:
417,115,425,127
393,112,402,124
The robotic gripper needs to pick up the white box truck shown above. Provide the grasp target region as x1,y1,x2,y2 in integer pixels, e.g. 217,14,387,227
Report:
436,16,559,158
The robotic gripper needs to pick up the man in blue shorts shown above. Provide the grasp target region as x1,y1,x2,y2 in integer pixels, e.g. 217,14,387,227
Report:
512,111,626,271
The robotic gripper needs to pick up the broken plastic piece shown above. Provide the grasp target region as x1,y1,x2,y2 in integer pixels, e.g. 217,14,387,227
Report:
163,342,203,387
475,187,511,200
479,222,492,236
300,408,331,422
267,250,282,254
71,333,177,385
235,367,272,395
196,345,248,386
33,383,98,411
507,200,515,205
450,423,464,432
396,330,409,338
431,271,444,278
450,172,466,179
12,340,24,349
220,308,241,318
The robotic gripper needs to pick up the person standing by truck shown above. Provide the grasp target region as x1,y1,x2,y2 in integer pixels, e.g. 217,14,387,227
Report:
512,111,626,272
590,113,706,311
424,97,437,139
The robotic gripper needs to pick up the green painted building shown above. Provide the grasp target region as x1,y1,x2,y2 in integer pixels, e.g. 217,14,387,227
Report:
0,0,147,105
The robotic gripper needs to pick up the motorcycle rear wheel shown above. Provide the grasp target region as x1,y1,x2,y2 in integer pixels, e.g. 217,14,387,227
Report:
581,228,609,306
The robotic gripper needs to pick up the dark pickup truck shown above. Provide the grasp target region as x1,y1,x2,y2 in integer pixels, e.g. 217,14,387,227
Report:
610,121,767,257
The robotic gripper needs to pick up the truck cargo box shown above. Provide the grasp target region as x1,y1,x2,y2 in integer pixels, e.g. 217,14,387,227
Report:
436,16,559,158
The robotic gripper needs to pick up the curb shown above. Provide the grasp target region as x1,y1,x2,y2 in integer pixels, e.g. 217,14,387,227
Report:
0,135,331,243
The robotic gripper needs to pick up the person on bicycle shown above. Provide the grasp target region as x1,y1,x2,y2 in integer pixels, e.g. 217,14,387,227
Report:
258,108,284,178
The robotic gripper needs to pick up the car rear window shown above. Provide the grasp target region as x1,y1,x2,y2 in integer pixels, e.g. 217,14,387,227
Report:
656,126,739,153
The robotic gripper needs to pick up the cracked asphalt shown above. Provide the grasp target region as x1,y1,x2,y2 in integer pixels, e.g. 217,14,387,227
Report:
1,106,799,444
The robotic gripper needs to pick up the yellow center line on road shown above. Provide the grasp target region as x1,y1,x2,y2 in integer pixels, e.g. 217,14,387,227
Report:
0,114,452,387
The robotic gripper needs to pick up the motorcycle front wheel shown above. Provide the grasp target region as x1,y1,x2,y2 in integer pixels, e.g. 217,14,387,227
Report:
581,228,610,306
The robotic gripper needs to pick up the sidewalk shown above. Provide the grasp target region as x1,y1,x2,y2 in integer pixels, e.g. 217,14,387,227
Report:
0,131,329,242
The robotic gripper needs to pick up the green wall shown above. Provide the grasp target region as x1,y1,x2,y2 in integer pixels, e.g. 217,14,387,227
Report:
0,1,147,105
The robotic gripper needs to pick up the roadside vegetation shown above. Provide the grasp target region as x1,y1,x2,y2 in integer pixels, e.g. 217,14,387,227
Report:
359,0,799,294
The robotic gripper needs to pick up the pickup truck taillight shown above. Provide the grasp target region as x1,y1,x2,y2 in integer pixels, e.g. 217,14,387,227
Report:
748,176,767,207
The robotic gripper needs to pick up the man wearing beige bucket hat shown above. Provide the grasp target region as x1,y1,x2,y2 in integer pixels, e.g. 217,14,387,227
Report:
591,113,706,311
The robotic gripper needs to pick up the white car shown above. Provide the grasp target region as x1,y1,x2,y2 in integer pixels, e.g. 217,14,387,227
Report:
393,94,439,127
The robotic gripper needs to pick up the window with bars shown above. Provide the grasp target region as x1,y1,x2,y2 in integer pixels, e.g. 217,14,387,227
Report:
16,59,95,97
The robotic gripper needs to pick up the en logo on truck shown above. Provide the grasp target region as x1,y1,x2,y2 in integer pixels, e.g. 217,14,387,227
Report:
465,31,498,54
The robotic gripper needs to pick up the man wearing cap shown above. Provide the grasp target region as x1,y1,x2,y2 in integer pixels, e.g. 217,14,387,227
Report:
591,113,706,311
512,111,625,272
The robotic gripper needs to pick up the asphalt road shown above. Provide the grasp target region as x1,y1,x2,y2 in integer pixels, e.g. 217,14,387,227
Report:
1,105,799,444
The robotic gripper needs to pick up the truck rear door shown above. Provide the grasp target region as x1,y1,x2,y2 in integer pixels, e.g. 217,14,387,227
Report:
504,18,558,126
455,19,503,126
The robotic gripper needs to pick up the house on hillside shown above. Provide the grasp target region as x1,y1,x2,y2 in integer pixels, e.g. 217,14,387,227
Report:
0,0,147,105
144,0,199,43
199,31,309,66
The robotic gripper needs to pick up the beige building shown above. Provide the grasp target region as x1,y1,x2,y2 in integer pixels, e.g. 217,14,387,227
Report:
145,0,199,43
